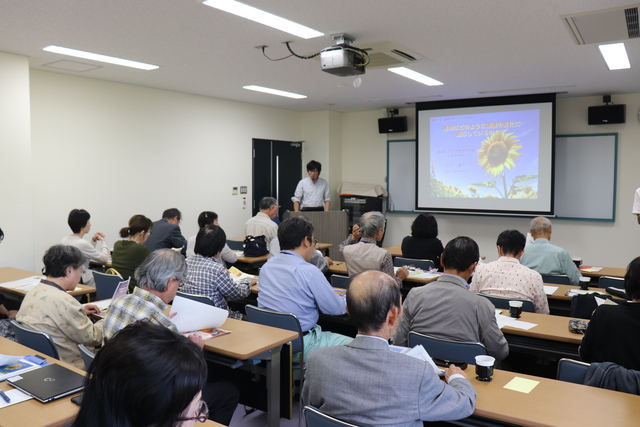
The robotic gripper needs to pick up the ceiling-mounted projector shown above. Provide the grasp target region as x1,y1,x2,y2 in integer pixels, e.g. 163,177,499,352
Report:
320,33,367,77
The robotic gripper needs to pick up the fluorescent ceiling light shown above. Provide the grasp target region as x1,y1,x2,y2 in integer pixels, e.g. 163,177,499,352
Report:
43,45,159,70
243,85,307,99
598,43,631,70
388,67,443,86
202,0,323,39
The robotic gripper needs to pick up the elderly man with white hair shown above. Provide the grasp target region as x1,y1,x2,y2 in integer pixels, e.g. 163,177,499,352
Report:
520,216,582,286
339,211,409,286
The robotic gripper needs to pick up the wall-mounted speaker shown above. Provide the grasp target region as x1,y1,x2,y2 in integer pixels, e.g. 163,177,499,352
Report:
378,116,407,133
588,104,626,125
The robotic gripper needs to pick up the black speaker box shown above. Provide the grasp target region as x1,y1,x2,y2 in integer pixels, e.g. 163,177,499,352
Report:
378,116,407,133
588,104,626,125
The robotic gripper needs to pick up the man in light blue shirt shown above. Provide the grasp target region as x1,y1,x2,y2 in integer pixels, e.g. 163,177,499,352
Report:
292,160,331,211
258,216,351,359
520,216,582,286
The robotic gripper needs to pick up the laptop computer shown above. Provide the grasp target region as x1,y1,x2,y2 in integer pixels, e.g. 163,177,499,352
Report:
7,363,85,402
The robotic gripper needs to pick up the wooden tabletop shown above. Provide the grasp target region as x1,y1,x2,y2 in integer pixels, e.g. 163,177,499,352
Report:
473,368,640,426
579,266,626,279
0,337,83,427
0,267,95,297
500,311,583,344
326,262,439,285
202,318,298,360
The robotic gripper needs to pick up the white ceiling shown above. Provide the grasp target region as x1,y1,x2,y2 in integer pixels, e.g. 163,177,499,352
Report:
0,0,638,112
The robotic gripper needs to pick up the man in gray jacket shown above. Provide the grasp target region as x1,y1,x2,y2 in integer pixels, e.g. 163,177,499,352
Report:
393,236,509,361
303,270,476,426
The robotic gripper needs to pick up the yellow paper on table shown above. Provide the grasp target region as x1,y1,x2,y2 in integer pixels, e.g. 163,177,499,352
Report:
503,377,539,394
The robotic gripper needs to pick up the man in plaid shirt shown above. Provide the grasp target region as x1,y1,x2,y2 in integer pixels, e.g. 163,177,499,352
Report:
181,224,254,319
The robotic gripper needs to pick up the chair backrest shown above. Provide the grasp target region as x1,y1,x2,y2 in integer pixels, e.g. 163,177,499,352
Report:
408,331,486,365
92,270,123,301
598,275,624,289
304,406,363,427
10,320,60,359
226,239,244,251
541,274,571,285
557,358,590,384
478,293,535,313
330,274,350,289
78,344,95,371
245,305,304,354
175,291,215,306
394,257,434,270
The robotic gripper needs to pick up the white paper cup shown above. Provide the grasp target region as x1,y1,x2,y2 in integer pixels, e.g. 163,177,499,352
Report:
509,301,523,308
475,355,495,367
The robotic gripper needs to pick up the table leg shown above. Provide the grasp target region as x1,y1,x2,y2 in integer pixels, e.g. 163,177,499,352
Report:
266,345,282,427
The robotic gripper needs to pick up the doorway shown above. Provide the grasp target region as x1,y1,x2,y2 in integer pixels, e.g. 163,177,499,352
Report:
252,139,302,219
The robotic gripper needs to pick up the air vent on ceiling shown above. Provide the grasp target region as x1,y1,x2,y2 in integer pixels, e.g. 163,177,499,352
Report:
563,4,639,45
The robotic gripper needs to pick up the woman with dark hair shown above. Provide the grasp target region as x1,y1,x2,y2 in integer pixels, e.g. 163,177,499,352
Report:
401,213,444,267
580,256,640,370
186,211,238,268
71,321,208,427
16,245,103,368
112,214,153,290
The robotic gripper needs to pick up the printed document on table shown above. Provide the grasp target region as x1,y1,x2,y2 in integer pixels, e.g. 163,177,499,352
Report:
0,276,44,291
169,296,228,333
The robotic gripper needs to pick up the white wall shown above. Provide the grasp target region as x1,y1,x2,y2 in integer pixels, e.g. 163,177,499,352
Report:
0,53,34,270
27,69,308,272
341,96,640,268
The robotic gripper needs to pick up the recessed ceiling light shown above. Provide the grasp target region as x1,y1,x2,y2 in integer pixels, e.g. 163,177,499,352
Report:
388,67,443,86
202,0,323,39
598,43,631,70
243,85,307,99
43,45,158,70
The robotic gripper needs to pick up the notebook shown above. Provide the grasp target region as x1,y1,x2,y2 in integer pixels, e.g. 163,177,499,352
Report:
7,363,85,402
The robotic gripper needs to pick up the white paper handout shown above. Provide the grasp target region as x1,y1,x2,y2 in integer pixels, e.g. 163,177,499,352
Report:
543,285,558,295
495,314,537,330
390,344,444,375
169,296,228,333
0,276,44,291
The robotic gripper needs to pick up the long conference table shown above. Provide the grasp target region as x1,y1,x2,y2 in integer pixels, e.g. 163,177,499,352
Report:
0,267,95,300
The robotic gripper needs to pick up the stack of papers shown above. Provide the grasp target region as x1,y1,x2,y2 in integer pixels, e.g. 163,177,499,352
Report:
579,266,603,273
393,267,440,280
496,314,537,330
565,289,605,297
0,276,44,292
228,267,256,284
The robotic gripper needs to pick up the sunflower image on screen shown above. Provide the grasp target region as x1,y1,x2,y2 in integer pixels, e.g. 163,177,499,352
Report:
471,130,538,199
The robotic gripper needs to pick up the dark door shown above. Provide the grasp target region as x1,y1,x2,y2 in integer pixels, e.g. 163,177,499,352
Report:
252,139,302,219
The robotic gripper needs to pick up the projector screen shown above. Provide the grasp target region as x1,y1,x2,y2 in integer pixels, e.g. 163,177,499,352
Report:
416,94,555,215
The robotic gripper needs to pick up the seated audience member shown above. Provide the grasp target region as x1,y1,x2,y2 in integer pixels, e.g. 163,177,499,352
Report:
393,236,509,361
61,209,109,286
340,211,408,286
103,249,239,425
580,257,640,371
187,211,237,268
292,160,331,212
181,225,254,319
244,197,279,249
258,216,351,359
144,208,188,255
520,216,581,286
17,245,103,369
269,236,332,273
112,214,152,291
71,322,208,427
401,213,444,267
471,229,549,314
303,270,476,426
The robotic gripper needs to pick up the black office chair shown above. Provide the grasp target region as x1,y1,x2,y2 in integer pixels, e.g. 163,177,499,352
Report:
10,320,60,359
226,239,244,251
598,275,624,289
557,358,590,384
78,344,95,371
408,331,486,365
541,274,572,285
176,290,215,306
92,270,123,301
330,274,350,289
478,293,535,313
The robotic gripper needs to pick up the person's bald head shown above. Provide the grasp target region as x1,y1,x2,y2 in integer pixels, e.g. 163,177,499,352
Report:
529,216,552,238
346,271,402,334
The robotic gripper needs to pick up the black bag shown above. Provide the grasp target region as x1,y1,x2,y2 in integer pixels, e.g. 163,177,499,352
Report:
244,235,268,257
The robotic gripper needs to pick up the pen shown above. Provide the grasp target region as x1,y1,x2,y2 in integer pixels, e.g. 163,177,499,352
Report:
0,389,11,403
